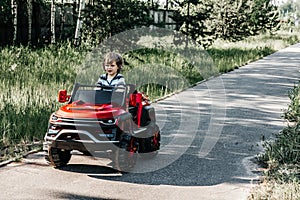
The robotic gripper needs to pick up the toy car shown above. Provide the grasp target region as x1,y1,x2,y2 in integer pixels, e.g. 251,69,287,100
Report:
43,83,160,171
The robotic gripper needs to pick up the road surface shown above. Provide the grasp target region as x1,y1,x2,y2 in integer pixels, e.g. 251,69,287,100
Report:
1,43,300,200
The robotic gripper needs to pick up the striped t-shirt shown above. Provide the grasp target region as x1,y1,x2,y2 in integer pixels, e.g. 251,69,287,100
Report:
97,73,125,86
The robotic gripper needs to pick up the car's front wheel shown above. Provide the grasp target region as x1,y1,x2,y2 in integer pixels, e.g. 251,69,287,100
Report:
45,147,71,167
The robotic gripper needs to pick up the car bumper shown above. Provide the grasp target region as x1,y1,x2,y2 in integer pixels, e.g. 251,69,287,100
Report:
43,129,119,152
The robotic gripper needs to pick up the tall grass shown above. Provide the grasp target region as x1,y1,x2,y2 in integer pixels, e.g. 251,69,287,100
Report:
209,30,300,73
0,43,86,149
256,83,300,182
0,30,299,161
249,82,300,199
122,48,205,100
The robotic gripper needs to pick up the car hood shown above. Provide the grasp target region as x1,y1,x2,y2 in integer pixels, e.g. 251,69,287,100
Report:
56,101,126,119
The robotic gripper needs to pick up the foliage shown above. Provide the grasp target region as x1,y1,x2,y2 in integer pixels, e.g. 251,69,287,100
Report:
170,0,215,48
247,0,280,36
0,0,284,47
80,0,156,47
170,0,280,48
279,0,300,30
0,0,12,25
280,0,300,20
283,84,300,122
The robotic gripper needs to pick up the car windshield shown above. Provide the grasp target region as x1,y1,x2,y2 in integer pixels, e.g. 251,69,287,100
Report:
71,85,126,106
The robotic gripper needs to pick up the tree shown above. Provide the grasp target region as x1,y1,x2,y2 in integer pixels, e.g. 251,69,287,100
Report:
170,0,280,48
74,0,85,46
0,0,15,44
210,0,280,41
248,0,280,35
11,0,17,44
28,0,33,44
169,0,215,48
279,0,300,27
79,0,156,46
51,0,56,43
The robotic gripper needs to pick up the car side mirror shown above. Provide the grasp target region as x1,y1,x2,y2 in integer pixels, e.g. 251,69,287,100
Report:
58,90,70,103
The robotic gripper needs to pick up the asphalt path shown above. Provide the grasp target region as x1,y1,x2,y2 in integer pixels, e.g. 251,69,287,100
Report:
1,43,300,200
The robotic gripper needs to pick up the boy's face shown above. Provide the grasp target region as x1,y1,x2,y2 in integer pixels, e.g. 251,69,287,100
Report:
105,61,118,76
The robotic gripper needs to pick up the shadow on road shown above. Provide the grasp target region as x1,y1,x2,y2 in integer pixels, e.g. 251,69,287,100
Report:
56,141,261,187
58,164,119,175
54,191,117,200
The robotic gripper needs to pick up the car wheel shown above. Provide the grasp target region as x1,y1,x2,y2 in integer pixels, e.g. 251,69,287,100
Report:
46,147,71,167
113,137,137,172
139,127,160,158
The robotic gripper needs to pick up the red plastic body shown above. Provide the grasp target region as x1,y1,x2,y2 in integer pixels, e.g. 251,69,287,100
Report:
58,90,70,103
136,93,143,127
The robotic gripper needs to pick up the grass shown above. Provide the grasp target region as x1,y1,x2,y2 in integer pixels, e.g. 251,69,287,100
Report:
0,29,299,163
0,43,86,156
248,81,300,199
248,180,300,200
122,48,205,100
209,30,300,73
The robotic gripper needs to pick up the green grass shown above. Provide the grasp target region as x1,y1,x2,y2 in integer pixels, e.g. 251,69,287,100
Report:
0,30,299,163
122,48,205,100
258,83,300,179
248,81,300,199
0,44,85,149
209,30,300,73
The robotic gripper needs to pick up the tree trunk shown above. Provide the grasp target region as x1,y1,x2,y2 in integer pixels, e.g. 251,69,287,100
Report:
11,0,17,44
51,0,56,43
27,0,32,45
185,0,190,48
74,0,85,46
59,0,65,40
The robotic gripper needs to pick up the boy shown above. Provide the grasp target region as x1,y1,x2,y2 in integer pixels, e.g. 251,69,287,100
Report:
97,52,125,86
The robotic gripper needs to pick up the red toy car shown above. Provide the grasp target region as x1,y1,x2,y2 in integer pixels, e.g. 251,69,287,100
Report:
43,83,160,171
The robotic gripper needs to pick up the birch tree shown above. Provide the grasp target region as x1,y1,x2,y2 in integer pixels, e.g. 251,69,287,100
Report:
74,0,85,46
11,0,17,44
59,0,65,40
51,0,56,43
27,0,32,45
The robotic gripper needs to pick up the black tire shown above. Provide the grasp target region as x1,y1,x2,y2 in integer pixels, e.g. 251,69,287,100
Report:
139,127,160,159
46,147,71,167
113,137,137,172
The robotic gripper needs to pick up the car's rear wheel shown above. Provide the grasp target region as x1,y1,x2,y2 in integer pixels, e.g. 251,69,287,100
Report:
45,147,71,167
139,127,160,158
